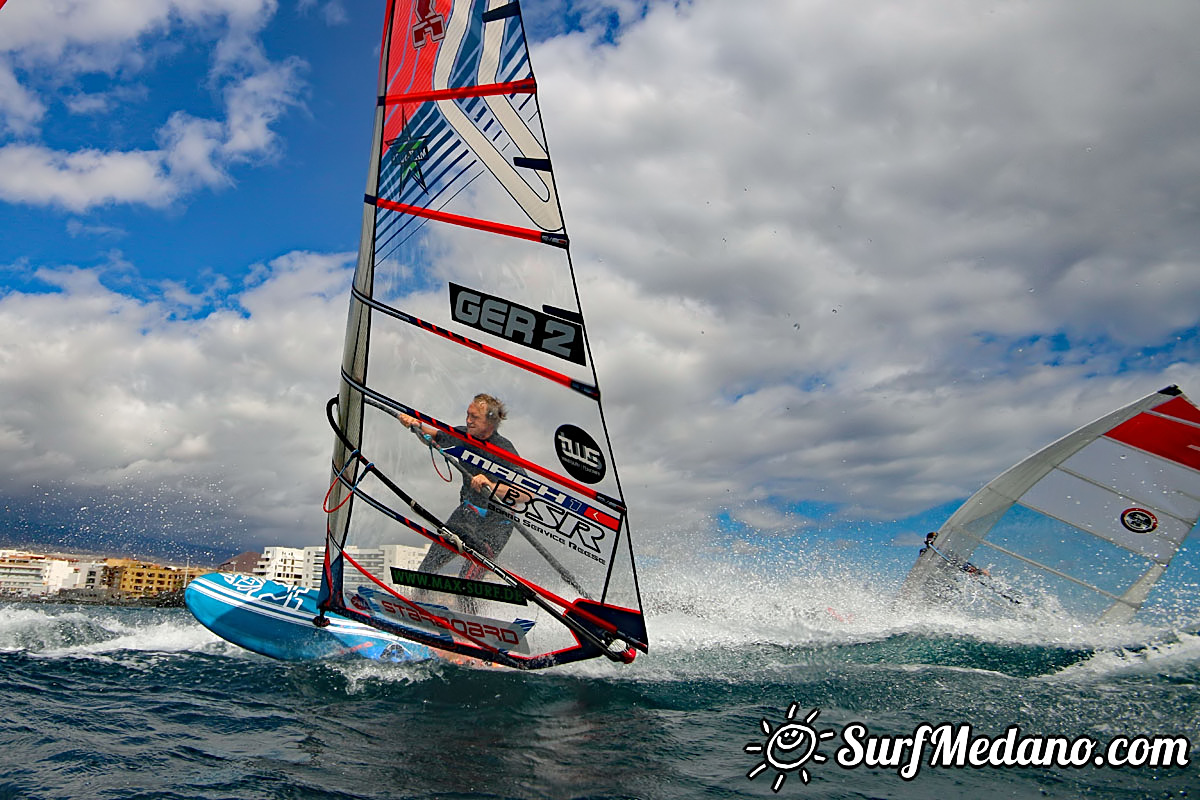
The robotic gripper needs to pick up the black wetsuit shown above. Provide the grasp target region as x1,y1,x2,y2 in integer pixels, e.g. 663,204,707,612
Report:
417,426,523,578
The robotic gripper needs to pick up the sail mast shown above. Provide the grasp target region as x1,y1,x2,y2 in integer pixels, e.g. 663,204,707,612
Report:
327,0,400,552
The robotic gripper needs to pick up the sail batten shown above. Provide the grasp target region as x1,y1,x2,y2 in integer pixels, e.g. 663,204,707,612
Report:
975,538,1125,601
381,77,536,105
373,196,566,244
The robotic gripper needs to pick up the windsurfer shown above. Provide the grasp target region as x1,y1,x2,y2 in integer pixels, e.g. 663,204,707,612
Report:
921,531,990,577
962,562,990,577
397,394,527,582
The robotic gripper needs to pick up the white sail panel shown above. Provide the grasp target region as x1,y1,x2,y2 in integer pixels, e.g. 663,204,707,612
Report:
1058,437,1200,523
1019,468,1192,563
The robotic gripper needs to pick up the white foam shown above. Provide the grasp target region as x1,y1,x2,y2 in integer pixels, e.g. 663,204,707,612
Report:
0,603,251,661
322,655,443,691
635,554,1194,655
1046,629,1200,683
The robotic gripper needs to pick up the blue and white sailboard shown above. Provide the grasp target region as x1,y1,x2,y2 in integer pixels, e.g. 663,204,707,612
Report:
186,572,433,662
903,386,1200,621
318,0,648,669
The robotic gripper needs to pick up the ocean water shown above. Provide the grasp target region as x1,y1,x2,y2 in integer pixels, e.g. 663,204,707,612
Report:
1,564,1197,800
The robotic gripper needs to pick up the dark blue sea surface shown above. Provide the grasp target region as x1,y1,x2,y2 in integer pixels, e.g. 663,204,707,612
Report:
1,568,1197,800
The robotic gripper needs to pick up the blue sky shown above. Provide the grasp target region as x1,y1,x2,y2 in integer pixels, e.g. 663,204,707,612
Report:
1,2,376,295
2,0,1199,595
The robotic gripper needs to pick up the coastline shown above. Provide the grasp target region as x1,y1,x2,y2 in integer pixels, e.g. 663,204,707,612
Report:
3,588,190,609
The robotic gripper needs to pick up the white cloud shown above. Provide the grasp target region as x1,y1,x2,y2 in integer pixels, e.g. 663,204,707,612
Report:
300,0,348,27
62,83,150,116
0,252,351,550
157,113,230,191
0,0,302,211
0,144,173,210
219,55,307,161
0,0,277,61
0,58,44,134
65,219,127,239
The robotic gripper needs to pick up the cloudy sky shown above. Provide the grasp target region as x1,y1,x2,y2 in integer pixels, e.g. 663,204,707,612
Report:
1,0,1198,579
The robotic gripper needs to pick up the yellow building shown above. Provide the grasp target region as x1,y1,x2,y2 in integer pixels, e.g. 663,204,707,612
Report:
110,560,194,598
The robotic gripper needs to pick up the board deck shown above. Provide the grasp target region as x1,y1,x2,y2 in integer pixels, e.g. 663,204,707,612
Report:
185,572,434,662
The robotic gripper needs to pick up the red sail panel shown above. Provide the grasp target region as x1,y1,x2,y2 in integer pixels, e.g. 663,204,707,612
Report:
1153,395,1200,425
1105,412,1200,471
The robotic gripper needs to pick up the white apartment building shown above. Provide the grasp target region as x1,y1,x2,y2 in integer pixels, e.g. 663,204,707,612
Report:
0,552,75,597
300,545,326,589
255,543,430,589
253,547,306,585
337,543,430,592
57,561,108,591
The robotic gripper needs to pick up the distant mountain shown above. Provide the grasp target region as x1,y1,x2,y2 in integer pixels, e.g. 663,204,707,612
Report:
2,478,259,567
0,513,238,566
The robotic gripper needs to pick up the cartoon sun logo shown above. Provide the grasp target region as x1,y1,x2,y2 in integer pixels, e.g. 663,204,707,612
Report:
745,703,837,792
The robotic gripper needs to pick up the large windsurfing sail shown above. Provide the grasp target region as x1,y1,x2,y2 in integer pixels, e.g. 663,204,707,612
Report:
902,386,1200,622
316,0,647,669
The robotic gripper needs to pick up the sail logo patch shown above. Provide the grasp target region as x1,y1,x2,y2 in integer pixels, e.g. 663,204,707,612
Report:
385,124,429,194
450,283,585,365
439,444,615,565
1120,507,1158,533
441,445,620,531
411,0,445,48
515,498,609,562
555,424,606,484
